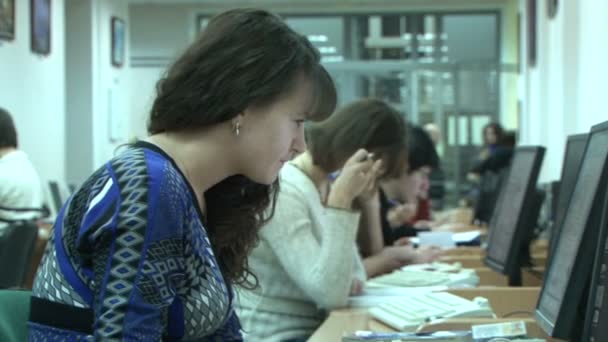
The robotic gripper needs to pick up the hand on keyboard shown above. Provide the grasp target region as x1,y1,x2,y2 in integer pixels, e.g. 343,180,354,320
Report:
411,246,444,264
369,292,495,332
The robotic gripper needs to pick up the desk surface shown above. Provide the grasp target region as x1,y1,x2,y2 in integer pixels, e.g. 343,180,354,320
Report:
309,308,567,342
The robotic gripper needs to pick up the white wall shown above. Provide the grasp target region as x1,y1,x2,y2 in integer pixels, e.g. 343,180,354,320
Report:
65,0,130,184
0,0,66,183
92,0,131,169
519,0,608,182
65,0,94,184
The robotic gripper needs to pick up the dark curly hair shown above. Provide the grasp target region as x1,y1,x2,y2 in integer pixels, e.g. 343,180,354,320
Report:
147,9,336,288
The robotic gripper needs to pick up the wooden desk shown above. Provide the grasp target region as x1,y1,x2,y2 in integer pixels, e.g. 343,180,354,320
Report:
476,267,544,287
441,239,550,258
440,253,547,269
311,288,563,342
446,287,540,318
310,310,565,342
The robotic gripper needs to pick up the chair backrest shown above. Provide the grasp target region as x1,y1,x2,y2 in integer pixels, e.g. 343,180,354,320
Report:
0,289,31,342
0,221,39,289
473,167,509,224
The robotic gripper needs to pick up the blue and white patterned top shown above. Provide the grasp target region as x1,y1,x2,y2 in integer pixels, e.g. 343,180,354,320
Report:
29,142,242,341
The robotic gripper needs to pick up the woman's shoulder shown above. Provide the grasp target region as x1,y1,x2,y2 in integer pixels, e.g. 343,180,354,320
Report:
104,144,187,192
279,163,318,198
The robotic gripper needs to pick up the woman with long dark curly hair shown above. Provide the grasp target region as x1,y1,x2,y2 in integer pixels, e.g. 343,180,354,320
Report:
28,9,335,341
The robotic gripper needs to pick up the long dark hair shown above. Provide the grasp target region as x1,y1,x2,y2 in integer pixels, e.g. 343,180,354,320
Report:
306,99,408,179
148,9,336,288
483,122,504,146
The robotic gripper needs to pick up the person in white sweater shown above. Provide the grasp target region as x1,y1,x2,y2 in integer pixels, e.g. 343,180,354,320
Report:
237,99,438,341
0,107,44,234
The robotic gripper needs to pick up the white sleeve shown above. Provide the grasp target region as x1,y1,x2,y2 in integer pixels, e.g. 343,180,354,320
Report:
260,185,361,309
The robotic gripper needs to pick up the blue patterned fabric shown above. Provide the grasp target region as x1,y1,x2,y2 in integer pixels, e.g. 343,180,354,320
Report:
29,143,242,341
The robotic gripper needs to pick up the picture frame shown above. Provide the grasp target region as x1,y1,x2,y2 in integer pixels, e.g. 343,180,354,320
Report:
547,0,558,19
31,0,51,55
0,0,15,41
111,16,125,67
526,0,537,68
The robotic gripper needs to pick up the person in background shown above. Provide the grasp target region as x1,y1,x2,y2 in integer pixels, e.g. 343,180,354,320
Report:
237,99,439,342
29,9,335,341
467,125,516,224
480,122,505,159
469,130,516,176
379,124,440,244
0,107,44,234
423,123,446,210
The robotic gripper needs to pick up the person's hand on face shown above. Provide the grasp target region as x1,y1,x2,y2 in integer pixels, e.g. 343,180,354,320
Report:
387,203,417,228
327,149,381,210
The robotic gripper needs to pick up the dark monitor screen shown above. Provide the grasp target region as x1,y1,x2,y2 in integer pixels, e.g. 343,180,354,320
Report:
484,146,545,277
48,181,64,215
536,121,608,339
548,134,589,261
583,193,608,342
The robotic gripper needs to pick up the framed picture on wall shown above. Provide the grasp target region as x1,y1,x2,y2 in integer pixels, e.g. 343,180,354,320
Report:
0,0,15,41
547,0,558,19
527,0,537,67
31,0,51,54
111,16,125,67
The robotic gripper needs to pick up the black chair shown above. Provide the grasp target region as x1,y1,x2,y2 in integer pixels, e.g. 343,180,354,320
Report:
0,221,39,289
473,168,508,224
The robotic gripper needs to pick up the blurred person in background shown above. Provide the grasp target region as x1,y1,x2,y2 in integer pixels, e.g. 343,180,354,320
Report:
0,107,44,234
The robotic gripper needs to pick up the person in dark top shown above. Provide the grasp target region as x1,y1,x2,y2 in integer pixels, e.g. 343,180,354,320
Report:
469,131,517,223
28,9,336,341
379,124,439,246
470,131,516,175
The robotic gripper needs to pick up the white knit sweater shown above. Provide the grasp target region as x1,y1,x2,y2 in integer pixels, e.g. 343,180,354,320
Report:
236,163,367,341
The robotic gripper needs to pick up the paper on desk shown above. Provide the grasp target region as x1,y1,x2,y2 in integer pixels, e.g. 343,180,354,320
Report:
418,232,455,248
452,230,481,243
348,286,448,308
409,230,481,246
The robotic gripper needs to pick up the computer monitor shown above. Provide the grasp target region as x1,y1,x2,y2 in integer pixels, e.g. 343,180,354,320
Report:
582,191,608,341
547,133,589,263
536,121,608,339
48,181,64,215
484,146,545,285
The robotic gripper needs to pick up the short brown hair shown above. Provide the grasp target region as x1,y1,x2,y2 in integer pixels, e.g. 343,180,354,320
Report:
0,107,17,149
306,99,408,179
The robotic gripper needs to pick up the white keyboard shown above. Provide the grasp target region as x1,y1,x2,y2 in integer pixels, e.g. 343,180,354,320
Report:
369,292,495,332
416,262,463,273
367,262,479,288
369,270,452,287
